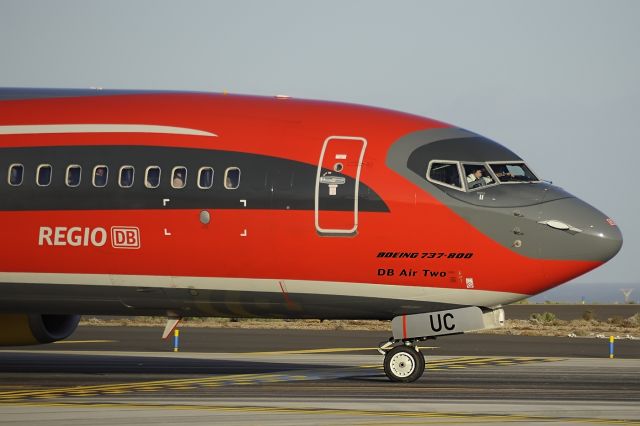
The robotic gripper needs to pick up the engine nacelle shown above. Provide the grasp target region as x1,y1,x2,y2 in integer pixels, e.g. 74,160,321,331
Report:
0,314,80,346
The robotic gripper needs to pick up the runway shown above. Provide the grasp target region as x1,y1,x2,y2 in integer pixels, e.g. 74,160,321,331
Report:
10,325,640,357
1,327,639,425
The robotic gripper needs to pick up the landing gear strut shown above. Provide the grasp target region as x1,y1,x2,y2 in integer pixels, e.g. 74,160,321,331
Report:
379,340,426,382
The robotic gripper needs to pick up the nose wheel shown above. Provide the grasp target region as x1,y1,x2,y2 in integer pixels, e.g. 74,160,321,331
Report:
383,344,425,382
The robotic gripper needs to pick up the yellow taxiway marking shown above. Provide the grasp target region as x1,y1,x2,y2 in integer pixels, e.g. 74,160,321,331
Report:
0,357,564,401
247,346,439,355
247,347,377,355
0,401,636,425
53,340,116,344
0,370,306,399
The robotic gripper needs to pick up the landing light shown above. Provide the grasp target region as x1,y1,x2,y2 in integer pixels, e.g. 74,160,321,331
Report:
542,220,570,230
538,220,582,234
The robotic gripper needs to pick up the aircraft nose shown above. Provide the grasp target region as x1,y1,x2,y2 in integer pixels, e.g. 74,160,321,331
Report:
578,216,623,263
536,198,622,262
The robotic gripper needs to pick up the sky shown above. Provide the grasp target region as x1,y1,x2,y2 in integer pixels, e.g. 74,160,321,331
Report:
1,0,638,302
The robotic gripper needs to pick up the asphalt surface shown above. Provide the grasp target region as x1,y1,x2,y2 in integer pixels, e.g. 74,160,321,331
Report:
1,327,640,425
7,326,640,358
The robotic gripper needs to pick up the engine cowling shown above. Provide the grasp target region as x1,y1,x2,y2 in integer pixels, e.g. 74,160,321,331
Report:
0,314,80,346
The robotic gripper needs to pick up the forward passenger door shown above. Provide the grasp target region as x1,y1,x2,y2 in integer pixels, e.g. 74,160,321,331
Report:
314,136,367,236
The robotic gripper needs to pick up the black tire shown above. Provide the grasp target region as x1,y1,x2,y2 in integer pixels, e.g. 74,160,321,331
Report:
383,345,425,383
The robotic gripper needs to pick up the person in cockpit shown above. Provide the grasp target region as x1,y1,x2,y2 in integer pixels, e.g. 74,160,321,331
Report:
490,164,514,181
466,167,493,189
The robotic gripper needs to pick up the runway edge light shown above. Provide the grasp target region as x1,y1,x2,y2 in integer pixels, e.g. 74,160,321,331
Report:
609,335,614,359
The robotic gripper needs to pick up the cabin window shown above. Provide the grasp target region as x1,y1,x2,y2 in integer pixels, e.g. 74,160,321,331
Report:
171,166,187,189
66,165,82,187
224,167,241,190
463,163,496,190
36,164,52,187
119,166,135,188
427,161,462,190
8,164,24,186
93,165,108,187
489,162,538,183
198,167,214,189
145,166,161,188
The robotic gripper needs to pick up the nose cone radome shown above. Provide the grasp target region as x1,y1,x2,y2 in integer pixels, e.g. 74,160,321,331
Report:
536,198,622,263
583,216,623,263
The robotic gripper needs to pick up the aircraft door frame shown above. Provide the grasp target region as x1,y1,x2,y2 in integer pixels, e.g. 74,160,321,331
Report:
314,136,367,235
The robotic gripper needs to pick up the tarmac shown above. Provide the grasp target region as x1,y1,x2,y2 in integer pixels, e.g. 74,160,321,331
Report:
1,326,639,425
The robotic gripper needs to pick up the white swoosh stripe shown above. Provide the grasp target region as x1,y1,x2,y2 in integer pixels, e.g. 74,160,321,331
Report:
0,124,217,137
0,272,523,307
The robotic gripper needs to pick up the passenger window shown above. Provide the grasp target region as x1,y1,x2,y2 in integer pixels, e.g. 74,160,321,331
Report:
198,167,214,189
119,166,135,188
93,165,108,187
171,166,187,189
36,165,52,187
427,162,461,189
145,166,161,188
463,164,495,190
8,164,24,186
224,167,241,190
66,165,81,187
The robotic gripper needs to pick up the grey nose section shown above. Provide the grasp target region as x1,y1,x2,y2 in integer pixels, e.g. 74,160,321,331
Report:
536,198,623,262
580,216,623,263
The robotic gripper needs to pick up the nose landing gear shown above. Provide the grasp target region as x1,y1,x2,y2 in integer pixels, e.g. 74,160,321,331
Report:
379,340,426,382
380,306,505,382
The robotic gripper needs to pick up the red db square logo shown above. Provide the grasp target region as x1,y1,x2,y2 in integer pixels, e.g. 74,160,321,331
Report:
111,226,141,249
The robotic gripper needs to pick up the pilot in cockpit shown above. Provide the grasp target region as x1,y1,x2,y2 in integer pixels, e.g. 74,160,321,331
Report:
490,164,515,181
466,167,493,189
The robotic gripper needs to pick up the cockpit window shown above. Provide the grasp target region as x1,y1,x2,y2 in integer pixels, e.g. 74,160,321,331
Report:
427,161,462,190
463,163,496,190
489,162,538,183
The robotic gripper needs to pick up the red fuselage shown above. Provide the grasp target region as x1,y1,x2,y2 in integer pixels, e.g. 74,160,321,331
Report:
0,89,622,320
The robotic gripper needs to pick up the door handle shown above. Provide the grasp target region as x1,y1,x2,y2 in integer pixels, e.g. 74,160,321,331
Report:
319,176,346,185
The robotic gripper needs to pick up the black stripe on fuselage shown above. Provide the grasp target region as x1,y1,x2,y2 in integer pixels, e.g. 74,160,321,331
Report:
0,146,389,212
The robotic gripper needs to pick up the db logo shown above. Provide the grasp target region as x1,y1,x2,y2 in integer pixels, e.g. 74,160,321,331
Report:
111,227,141,249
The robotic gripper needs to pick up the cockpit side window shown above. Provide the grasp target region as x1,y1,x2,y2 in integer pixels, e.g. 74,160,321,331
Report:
489,162,538,183
463,163,496,190
427,161,462,190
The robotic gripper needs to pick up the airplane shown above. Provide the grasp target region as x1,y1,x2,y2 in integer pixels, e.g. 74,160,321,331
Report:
0,87,622,382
